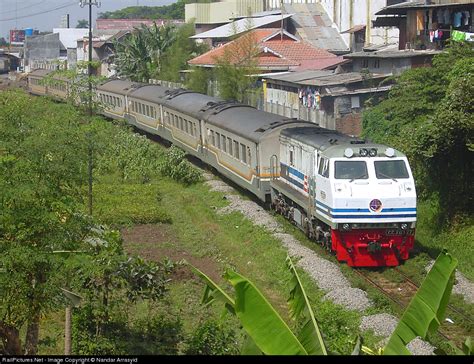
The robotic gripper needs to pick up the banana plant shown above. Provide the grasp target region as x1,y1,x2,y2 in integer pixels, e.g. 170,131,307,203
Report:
383,249,458,355
190,255,327,355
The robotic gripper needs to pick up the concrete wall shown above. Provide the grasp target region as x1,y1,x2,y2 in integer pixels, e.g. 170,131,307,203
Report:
24,33,61,67
350,57,413,75
314,0,399,47
186,0,265,24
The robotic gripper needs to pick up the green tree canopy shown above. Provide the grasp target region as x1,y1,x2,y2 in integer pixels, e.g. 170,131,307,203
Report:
362,41,474,218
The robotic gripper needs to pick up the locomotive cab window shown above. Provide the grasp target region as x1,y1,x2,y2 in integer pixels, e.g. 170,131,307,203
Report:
318,157,330,178
335,161,368,180
374,160,409,179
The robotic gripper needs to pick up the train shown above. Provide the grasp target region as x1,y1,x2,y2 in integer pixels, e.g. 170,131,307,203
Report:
27,69,417,267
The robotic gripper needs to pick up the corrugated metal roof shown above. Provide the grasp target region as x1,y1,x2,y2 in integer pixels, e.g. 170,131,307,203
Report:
344,49,441,59
375,1,474,15
190,14,293,39
264,70,387,87
284,3,349,53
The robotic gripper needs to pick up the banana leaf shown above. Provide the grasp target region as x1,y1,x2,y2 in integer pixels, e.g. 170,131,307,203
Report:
286,256,327,355
225,270,308,355
384,250,458,355
188,264,235,315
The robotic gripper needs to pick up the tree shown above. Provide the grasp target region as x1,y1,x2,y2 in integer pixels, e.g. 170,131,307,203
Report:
157,21,209,82
114,23,176,82
362,41,474,218
0,91,91,354
76,19,89,28
213,18,261,103
192,251,458,355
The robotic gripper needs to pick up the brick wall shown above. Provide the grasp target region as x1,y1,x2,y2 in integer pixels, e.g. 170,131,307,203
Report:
336,112,362,137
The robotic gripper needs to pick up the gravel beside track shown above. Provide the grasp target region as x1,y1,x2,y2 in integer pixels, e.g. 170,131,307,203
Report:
203,174,453,353
426,260,474,304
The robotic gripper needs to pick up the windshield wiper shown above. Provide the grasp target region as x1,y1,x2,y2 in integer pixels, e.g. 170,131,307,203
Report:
377,172,398,182
349,174,368,183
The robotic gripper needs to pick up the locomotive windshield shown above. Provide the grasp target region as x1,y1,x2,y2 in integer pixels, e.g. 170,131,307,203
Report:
374,160,409,179
334,161,368,180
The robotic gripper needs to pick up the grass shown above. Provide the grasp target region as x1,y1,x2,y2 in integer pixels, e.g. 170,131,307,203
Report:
415,197,474,281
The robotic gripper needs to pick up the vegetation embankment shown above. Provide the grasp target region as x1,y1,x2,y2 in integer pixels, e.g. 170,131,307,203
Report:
1,90,384,355
363,41,474,279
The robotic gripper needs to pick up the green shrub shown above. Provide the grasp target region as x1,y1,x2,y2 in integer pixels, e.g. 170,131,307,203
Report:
158,146,202,185
185,320,239,355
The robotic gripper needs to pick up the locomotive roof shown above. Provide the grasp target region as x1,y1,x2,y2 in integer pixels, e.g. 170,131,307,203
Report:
97,79,141,96
282,127,406,157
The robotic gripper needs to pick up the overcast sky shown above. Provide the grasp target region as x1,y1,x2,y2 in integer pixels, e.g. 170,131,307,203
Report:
0,0,175,39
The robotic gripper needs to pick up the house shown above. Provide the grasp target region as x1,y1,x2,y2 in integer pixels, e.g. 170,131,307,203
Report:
262,70,391,136
188,28,345,72
190,12,294,48
77,30,130,77
23,28,89,72
374,0,474,50
185,0,267,34
343,43,441,75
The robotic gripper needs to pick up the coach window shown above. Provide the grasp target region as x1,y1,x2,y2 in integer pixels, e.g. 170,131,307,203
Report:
289,149,294,167
227,137,233,155
213,131,217,146
215,132,220,149
247,147,251,165
240,143,246,164
233,140,239,159
221,135,226,152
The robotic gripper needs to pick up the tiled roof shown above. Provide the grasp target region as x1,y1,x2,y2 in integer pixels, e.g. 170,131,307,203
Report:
189,28,338,70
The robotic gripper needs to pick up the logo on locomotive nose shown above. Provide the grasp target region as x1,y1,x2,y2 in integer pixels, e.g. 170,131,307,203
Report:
369,199,382,212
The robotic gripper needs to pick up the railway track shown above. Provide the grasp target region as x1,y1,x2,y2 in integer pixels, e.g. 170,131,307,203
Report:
353,267,473,350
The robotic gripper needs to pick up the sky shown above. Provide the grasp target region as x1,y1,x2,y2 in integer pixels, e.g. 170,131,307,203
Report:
0,0,175,40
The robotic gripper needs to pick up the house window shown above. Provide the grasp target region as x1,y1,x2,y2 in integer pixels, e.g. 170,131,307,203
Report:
351,96,360,108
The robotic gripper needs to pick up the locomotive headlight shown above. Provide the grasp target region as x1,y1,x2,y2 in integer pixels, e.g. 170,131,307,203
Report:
400,223,408,230
344,148,354,158
342,223,351,231
359,148,368,157
369,148,378,157
385,147,395,157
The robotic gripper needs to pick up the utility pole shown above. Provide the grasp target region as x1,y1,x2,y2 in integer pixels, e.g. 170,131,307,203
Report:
80,0,100,216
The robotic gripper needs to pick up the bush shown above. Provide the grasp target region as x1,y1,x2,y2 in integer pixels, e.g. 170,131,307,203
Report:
185,320,239,355
158,146,202,185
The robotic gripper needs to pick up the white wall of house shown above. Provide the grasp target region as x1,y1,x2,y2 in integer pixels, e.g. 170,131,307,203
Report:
316,0,399,46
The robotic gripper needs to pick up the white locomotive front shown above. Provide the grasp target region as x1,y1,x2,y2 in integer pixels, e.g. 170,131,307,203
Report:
271,127,416,267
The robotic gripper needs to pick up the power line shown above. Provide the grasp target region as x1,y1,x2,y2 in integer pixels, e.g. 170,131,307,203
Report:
0,1,77,22
1,1,48,15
